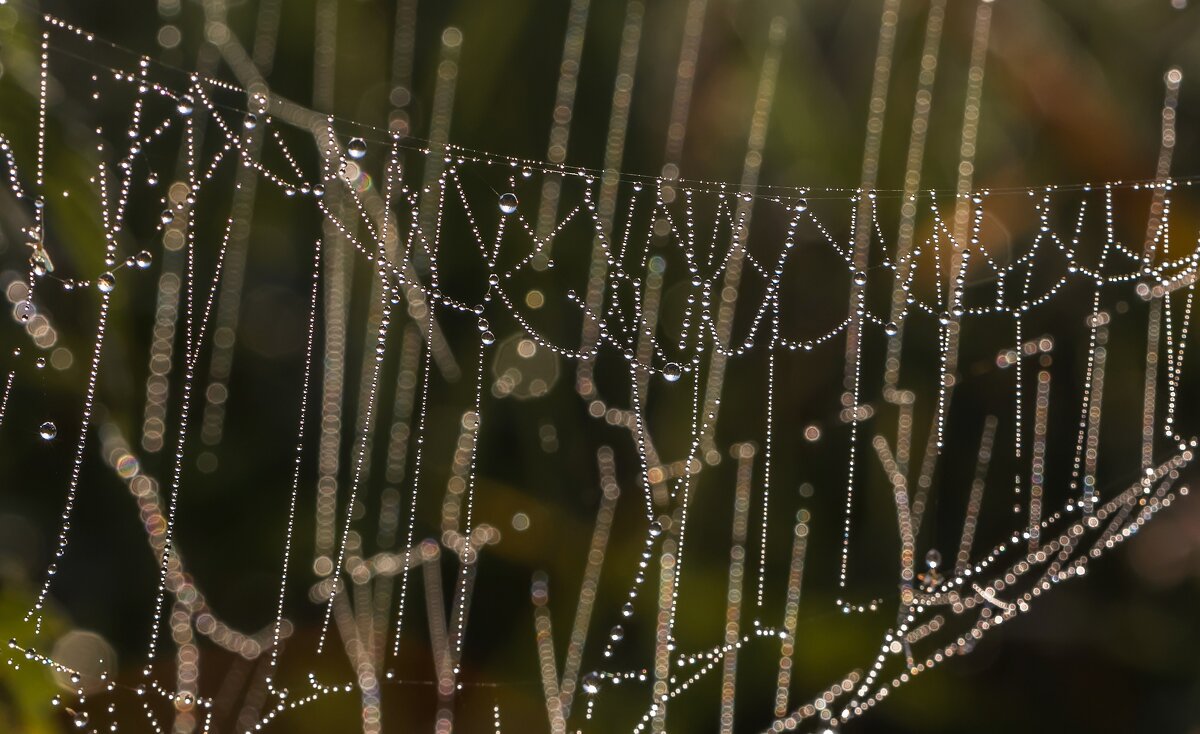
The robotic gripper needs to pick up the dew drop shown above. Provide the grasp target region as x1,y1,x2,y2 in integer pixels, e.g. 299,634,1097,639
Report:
662,362,682,383
794,198,809,213
581,673,601,695
347,137,368,160
498,192,519,215
648,520,663,538
622,602,634,617
243,113,259,130
176,94,194,116
35,357,46,369
73,711,88,729
609,625,624,642
14,301,34,323
160,209,174,226
135,250,153,269
481,330,495,346
884,321,899,336
925,548,941,569
39,422,57,440
853,271,868,287
97,272,116,293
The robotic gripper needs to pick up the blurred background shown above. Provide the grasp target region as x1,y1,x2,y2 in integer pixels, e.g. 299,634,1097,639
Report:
1,0,1200,732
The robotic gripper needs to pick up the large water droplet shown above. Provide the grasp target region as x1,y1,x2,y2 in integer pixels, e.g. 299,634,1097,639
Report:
609,625,624,642
73,711,88,729
925,548,941,570
794,198,809,213
662,362,682,383
97,272,116,293
39,422,57,440
481,330,496,346
176,95,194,116
135,251,153,269
581,673,601,695
853,271,868,287
347,138,368,159
243,113,258,130
648,520,663,538
884,321,899,336
160,209,174,226
14,301,34,323
498,192,519,215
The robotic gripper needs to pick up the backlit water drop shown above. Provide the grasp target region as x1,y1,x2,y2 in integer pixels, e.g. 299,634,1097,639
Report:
582,673,601,695
925,548,942,569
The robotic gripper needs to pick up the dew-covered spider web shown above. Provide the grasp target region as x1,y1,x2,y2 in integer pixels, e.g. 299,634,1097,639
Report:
2,2,1200,733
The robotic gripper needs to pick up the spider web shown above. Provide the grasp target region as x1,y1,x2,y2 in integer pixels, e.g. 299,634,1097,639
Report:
1,7,1199,734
